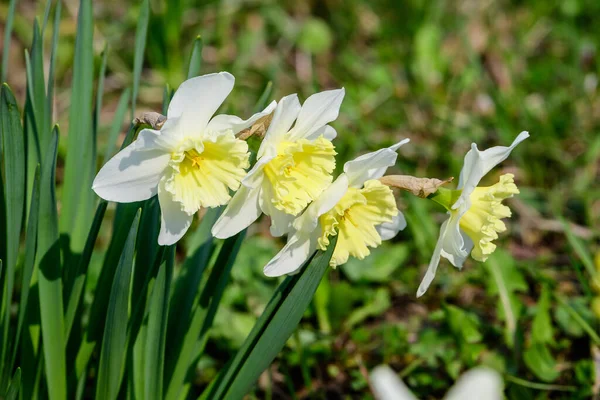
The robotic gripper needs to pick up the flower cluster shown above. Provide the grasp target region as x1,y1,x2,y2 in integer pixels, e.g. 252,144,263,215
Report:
92,72,529,295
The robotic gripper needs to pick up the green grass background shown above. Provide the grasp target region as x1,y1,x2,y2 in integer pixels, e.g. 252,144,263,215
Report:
2,0,600,398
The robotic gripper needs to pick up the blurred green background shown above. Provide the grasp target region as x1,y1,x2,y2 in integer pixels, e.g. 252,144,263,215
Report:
2,0,600,398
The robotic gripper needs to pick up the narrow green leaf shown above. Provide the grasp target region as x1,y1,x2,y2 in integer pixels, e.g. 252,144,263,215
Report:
563,219,596,279
60,0,95,253
523,342,560,382
165,230,243,400
46,0,62,125
254,81,273,113
23,50,41,222
30,19,48,149
64,201,108,341
187,36,203,79
10,166,40,369
96,209,141,400
0,0,17,83
5,367,20,400
532,285,554,345
41,0,52,34
37,127,66,400
208,237,337,400
94,44,109,137
101,88,130,165
144,247,174,400
131,0,150,118
0,84,26,376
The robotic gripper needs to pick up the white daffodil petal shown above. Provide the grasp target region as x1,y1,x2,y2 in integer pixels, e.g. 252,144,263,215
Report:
287,88,345,141
376,212,407,241
268,208,296,237
439,212,469,268
263,232,316,277
370,366,419,400
92,129,171,202
344,138,410,188
305,124,337,141
157,179,193,246
211,185,261,239
166,72,235,137
241,155,273,189
259,94,302,157
293,174,349,233
444,367,503,400
205,100,277,134
416,219,448,297
454,131,529,210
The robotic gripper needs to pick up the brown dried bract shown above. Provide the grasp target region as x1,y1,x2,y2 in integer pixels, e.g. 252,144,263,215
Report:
236,113,274,140
379,175,454,198
133,112,167,130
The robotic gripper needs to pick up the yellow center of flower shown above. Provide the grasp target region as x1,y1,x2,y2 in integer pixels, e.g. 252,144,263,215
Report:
164,132,250,214
317,179,398,267
263,136,336,215
459,173,519,262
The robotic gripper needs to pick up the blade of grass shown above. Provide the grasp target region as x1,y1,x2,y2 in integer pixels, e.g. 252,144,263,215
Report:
0,84,26,379
64,201,108,341
0,0,17,83
164,230,244,400
37,126,66,400
10,166,40,370
96,209,141,400
144,246,174,400
5,367,20,400
30,19,48,150
60,0,94,253
23,50,41,222
101,88,130,165
94,44,109,137
41,0,52,34
131,0,149,118
207,237,337,400
187,36,203,79
46,0,61,126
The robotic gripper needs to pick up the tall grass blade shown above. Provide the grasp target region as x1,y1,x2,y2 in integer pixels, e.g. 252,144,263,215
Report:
64,201,108,340
131,0,150,118
5,367,20,400
96,209,141,400
94,44,109,137
144,247,174,400
0,0,17,83
47,0,62,125
187,36,203,79
0,84,26,380
102,88,130,164
10,166,40,370
37,127,66,399
164,230,243,400
60,0,95,253
207,237,337,400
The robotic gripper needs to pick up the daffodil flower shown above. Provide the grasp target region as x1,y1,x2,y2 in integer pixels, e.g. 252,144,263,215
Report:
211,89,345,239
370,365,503,400
262,139,409,277
92,72,276,246
416,131,530,297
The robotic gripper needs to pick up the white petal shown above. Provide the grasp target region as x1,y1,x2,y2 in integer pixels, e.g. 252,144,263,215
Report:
211,185,262,239
293,174,349,233
439,212,469,268
263,232,316,277
344,139,410,187
157,179,193,246
205,100,277,134
287,88,345,141
416,219,448,297
258,94,302,158
370,366,418,400
268,209,295,237
92,129,171,202
166,72,235,138
444,367,503,400
454,131,529,211
376,212,407,241
305,124,337,141
241,155,273,189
